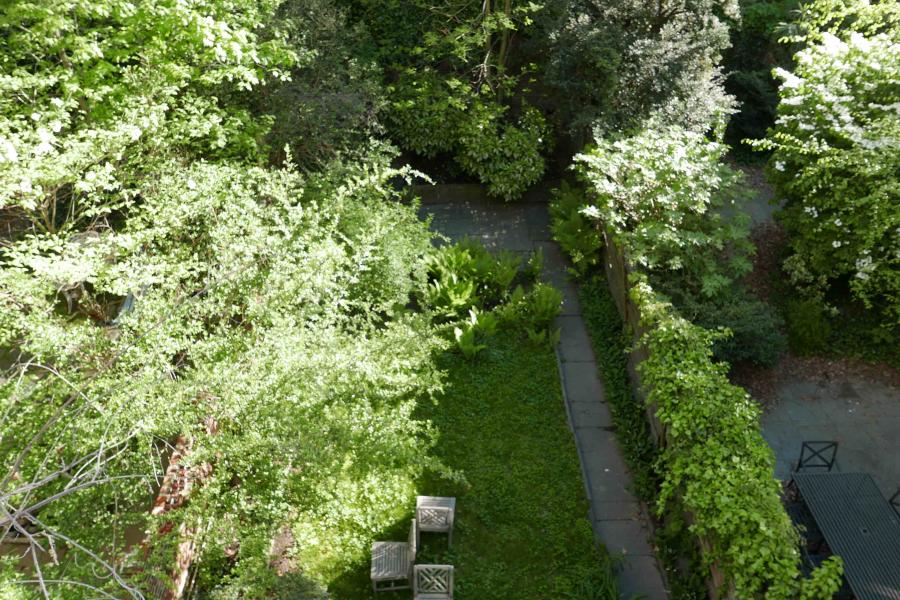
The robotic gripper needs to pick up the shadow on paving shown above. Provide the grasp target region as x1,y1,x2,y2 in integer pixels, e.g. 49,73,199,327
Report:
762,375,900,494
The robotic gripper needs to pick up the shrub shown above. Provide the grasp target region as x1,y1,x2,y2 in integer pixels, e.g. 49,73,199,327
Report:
549,182,603,277
784,297,832,355
386,72,468,158
576,123,754,299
422,238,525,318
525,247,545,281
525,283,564,328
455,101,550,200
497,284,562,332
0,155,447,594
541,0,736,138
421,240,562,354
722,0,797,150
750,0,900,324
632,274,843,599
685,291,788,367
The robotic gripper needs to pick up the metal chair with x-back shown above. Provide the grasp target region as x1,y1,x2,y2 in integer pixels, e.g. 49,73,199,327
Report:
795,441,838,472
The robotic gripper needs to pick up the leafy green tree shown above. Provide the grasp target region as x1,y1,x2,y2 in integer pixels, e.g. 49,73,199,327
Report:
751,0,900,324
575,123,753,300
346,0,550,199
0,1,452,596
722,0,799,150
0,0,294,235
542,0,738,138
1,156,447,597
263,0,387,169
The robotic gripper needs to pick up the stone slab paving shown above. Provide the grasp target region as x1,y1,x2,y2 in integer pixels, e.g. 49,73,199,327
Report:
419,190,669,600
761,375,900,496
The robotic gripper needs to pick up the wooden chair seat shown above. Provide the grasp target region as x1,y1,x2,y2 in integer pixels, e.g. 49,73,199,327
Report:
371,542,410,581
371,519,417,592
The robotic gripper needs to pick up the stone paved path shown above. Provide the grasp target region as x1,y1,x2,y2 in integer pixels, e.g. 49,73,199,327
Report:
417,184,668,599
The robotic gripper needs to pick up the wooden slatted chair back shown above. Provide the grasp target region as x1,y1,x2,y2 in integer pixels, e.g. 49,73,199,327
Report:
409,518,417,564
413,564,453,599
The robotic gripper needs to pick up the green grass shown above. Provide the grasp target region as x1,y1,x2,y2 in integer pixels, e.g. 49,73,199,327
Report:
327,332,616,599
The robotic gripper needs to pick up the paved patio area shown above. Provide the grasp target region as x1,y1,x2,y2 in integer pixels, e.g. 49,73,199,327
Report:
761,375,900,496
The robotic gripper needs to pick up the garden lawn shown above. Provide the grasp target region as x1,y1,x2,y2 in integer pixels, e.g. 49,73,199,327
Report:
328,332,614,599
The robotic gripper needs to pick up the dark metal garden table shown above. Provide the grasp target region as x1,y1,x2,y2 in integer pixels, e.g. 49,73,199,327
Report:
793,472,900,600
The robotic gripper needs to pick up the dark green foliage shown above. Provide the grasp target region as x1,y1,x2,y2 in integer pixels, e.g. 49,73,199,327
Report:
653,506,708,600
683,290,788,367
548,182,602,276
386,72,467,158
423,238,525,318
341,0,552,199
455,103,551,200
723,0,798,151
265,0,385,168
830,318,900,371
808,285,900,369
422,239,562,357
541,0,737,138
784,297,833,354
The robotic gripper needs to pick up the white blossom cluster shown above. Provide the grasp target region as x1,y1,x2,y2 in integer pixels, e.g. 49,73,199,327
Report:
759,19,900,322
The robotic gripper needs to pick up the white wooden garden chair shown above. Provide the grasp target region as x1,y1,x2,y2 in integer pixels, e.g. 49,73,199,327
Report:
370,519,416,592
413,564,454,600
416,495,456,546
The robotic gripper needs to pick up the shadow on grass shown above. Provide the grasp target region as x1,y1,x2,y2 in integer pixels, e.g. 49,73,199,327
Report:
328,333,617,600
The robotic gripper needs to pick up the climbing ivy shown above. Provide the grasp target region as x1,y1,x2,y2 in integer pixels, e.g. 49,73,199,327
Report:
630,275,844,599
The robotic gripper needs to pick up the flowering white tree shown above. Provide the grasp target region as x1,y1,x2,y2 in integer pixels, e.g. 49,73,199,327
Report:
576,123,753,299
752,0,900,322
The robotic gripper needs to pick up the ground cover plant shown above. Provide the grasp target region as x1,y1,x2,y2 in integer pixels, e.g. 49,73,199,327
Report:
326,332,615,600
